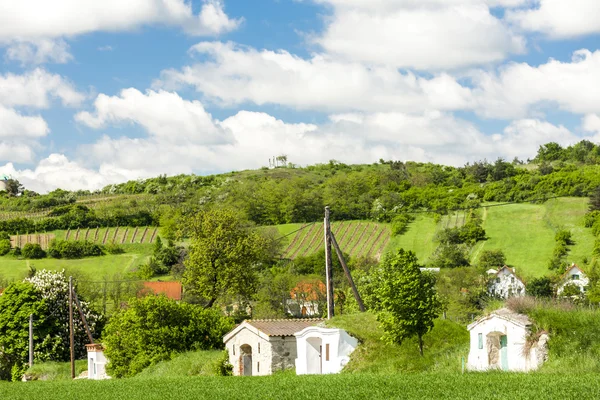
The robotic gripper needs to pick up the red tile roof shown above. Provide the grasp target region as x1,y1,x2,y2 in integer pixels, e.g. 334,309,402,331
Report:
142,281,182,301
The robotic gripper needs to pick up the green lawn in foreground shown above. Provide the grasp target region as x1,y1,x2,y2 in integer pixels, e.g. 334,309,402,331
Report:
3,373,600,400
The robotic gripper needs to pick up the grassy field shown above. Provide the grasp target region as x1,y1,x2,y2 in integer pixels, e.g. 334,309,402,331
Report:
384,197,594,278
276,221,391,260
0,243,153,281
3,373,600,400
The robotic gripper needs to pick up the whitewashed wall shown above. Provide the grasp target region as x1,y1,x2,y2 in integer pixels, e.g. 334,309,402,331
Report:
295,327,358,375
467,316,544,372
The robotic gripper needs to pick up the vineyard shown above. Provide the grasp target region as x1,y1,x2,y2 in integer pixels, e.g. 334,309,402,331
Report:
10,234,56,250
280,221,391,260
61,226,159,245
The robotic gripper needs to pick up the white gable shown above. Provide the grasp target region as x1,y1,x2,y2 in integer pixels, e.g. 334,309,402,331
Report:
294,327,358,375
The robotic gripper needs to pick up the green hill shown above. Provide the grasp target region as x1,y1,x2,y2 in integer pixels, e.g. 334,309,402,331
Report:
278,197,594,279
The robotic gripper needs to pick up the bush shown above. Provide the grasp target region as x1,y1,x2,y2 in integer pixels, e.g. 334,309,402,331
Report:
13,246,21,256
391,214,414,236
22,243,46,259
48,240,103,259
104,243,125,255
584,211,600,228
103,295,233,378
555,230,573,245
0,239,11,256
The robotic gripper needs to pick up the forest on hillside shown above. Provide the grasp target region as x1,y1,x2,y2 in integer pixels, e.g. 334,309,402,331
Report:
2,141,600,235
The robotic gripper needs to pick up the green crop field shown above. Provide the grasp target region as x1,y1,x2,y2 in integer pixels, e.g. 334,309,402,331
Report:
276,221,391,260
3,373,600,400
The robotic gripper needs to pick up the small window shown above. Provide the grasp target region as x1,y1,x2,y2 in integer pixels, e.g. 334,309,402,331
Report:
233,345,235,356
326,344,330,361
257,362,260,373
258,343,260,354
572,274,580,280
496,278,500,283
511,277,515,283
478,333,483,349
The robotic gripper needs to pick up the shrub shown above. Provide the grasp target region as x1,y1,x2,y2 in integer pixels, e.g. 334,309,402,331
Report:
103,295,233,378
391,214,414,236
555,230,573,245
12,246,21,256
104,243,125,255
0,239,11,256
22,243,46,259
48,240,103,259
584,211,600,228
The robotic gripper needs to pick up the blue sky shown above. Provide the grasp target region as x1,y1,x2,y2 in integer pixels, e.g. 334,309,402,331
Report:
0,0,600,192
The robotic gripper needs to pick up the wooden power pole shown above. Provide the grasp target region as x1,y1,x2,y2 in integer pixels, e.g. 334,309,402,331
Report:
324,207,335,319
29,314,33,367
330,233,365,312
69,276,75,379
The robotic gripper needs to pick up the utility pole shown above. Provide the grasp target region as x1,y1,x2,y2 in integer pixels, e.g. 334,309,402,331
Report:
330,232,365,312
29,314,33,367
69,276,75,379
324,207,334,319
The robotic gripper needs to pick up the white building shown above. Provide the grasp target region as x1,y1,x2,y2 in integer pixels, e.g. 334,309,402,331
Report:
86,344,109,380
223,319,322,376
557,264,589,295
488,266,526,299
467,308,548,372
294,326,358,375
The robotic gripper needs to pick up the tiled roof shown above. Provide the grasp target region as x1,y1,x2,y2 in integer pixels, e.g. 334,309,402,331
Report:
246,319,324,337
142,281,183,301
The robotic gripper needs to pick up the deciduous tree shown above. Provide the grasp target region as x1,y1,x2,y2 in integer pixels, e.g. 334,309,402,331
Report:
183,209,278,308
376,249,441,356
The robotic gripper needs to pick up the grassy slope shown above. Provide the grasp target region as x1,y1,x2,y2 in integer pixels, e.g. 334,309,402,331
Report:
0,243,153,281
384,214,438,262
328,313,469,374
134,351,224,379
475,198,594,278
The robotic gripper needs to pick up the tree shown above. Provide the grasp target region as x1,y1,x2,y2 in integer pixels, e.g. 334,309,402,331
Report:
0,270,102,380
103,295,233,378
376,249,441,356
183,209,277,308
478,249,506,271
589,185,600,212
3,179,24,197
527,277,554,298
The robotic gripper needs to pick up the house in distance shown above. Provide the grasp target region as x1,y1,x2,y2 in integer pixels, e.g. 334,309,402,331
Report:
557,264,589,295
488,266,526,299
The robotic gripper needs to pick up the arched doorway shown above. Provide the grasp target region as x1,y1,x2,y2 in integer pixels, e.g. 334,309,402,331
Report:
306,337,323,374
486,332,508,371
240,344,253,376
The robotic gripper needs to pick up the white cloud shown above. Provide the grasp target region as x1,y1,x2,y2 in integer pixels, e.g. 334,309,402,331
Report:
506,0,600,38
471,49,600,118
0,0,241,40
6,101,599,192
491,119,590,160
5,38,73,65
312,0,525,70
156,41,473,113
0,155,125,193
0,105,49,139
583,114,600,133
0,68,85,108
75,89,233,145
